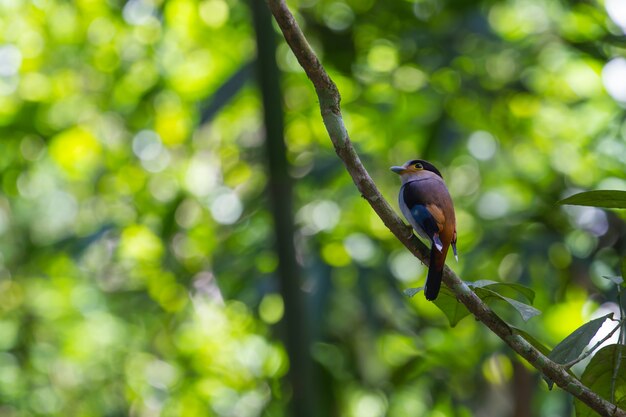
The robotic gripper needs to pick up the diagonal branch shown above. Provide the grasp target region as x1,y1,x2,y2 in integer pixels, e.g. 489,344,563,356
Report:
266,1,626,416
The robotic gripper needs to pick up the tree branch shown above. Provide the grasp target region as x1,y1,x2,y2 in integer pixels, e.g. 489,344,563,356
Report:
266,1,626,416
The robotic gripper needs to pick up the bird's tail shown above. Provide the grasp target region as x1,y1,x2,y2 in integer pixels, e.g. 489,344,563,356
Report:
424,246,445,301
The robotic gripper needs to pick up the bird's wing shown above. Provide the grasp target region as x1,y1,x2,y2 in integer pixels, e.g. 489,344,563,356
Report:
408,204,440,239
425,203,445,230
402,180,447,245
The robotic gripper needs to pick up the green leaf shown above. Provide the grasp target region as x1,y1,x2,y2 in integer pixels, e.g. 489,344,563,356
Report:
558,190,626,209
403,287,423,298
405,281,538,326
470,280,535,304
474,288,541,321
548,313,613,365
403,286,471,327
496,295,541,322
574,345,626,417
621,257,626,285
432,286,471,327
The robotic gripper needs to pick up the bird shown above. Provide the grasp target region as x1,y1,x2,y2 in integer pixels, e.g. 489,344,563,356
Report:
390,159,457,300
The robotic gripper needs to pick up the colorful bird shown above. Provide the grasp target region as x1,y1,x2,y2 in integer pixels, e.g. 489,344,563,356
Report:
391,159,457,300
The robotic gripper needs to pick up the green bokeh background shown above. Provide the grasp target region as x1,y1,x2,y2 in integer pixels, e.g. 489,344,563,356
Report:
0,0,625,416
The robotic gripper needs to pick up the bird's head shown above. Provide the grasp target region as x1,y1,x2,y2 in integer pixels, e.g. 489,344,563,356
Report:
390,159,443,183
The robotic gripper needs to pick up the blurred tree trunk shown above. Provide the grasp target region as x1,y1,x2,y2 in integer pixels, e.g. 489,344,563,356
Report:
512,361,533,417
249,2,317,417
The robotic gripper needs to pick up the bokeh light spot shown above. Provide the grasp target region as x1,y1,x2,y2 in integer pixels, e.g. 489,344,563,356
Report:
323,2,354,32
482,354,513,385
33,190,78,242
311,200,340,231
199,0,230,28
498,253,522,282
88,17,117,45
210,188,243,225
477,191,509,219
565,229,597,258
259,294,284,324
606,0,626,33
367,43,398,73
344,233,377,264
602,58,626,103
49,126,102,179
321,242,351,267
349,391,387,417
467,131,497,160
175,198,203,229
392,66,427,92
0,45,22,77
123,0,155,25
145,359,179,390
298,200,341,234
132,130,162,161
119,224,164,263
20,72,52,102
185,153,220,197
389,251,424,282
132,130,170,173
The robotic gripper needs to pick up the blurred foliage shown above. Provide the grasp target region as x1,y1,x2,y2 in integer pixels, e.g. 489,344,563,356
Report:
0,0,625,416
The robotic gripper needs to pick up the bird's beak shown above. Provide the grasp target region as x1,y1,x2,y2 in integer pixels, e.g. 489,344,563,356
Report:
390,166,405,174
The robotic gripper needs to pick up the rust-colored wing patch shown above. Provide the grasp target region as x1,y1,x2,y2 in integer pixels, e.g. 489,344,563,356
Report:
426,203,445,231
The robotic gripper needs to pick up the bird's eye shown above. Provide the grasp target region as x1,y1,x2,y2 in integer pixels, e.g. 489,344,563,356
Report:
414,163,423,169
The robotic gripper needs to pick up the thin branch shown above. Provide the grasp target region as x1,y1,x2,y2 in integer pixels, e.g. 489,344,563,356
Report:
265,1,626,416
612,286,625,402
563,320,623,369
